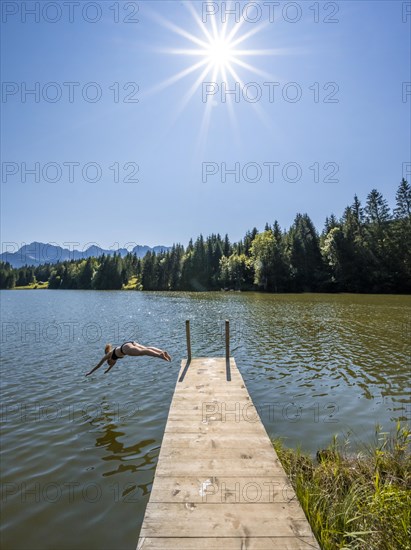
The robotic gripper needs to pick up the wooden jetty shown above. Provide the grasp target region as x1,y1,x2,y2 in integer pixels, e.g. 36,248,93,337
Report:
137,321,319,549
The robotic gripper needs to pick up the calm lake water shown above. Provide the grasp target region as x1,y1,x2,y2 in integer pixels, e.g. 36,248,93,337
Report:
1,290,410,549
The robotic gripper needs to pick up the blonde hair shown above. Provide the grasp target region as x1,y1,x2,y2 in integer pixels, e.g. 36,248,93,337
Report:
105,344,112,354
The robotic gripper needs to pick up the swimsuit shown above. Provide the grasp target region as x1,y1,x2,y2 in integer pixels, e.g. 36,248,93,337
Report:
121,340,135,353
111,341,135,361
111,348,121,361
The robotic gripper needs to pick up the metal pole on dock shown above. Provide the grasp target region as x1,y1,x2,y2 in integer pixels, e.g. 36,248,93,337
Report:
186,320,192,362
225,319,230,360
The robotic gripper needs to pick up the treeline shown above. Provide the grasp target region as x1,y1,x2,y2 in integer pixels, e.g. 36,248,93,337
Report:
1,180,410,294
0,254,138,291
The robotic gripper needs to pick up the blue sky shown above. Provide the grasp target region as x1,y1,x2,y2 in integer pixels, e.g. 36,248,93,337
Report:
1,0,410,250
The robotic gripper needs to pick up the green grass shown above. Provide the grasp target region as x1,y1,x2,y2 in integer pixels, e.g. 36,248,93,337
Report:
13,281,48,289
12,278,143,290
273,423,411,550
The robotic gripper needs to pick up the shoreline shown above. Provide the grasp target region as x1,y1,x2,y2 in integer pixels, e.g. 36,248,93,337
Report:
6,286,411,296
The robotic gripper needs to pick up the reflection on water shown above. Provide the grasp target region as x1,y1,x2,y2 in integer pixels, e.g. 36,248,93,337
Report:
0,290,410,549
89,405,159,477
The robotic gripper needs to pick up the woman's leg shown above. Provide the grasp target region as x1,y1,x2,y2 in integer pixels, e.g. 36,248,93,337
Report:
145,346,171,360
145,346,163,353
148,346,171,359
123,342,170,361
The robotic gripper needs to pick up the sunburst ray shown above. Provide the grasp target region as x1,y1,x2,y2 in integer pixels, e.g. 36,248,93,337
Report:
146,2,288,144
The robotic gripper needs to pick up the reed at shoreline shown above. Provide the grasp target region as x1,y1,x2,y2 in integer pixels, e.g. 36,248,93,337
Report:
273,424,411,549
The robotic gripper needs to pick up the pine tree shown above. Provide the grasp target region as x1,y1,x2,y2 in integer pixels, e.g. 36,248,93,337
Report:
79,258,94,289
364,189,393,291
287,214,325,291
393,179,411,291
394,178,411,220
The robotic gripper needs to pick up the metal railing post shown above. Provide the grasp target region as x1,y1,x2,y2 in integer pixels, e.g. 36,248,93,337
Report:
225,320,231,381
186,320,192,362
225,319,230,360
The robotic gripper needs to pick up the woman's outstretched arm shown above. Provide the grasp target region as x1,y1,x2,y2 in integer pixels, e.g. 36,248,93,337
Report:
86,352,111,376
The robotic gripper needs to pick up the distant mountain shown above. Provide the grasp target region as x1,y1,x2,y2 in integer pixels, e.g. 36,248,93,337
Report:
0,242,170,268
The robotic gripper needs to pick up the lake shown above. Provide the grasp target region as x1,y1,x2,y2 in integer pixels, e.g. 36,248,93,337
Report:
1,290,410,549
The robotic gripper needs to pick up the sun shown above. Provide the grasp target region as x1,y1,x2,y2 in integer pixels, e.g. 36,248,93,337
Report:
206,37,234,71
149,2,278,88
146,2,284,147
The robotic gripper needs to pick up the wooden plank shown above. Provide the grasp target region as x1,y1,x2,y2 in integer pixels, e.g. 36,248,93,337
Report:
137,537,319,550
149,476,294,504
136,358,319,549
158,433,270,450
163,423,269,436
139,502,313,538
157,445,277,461
155,461,282,477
